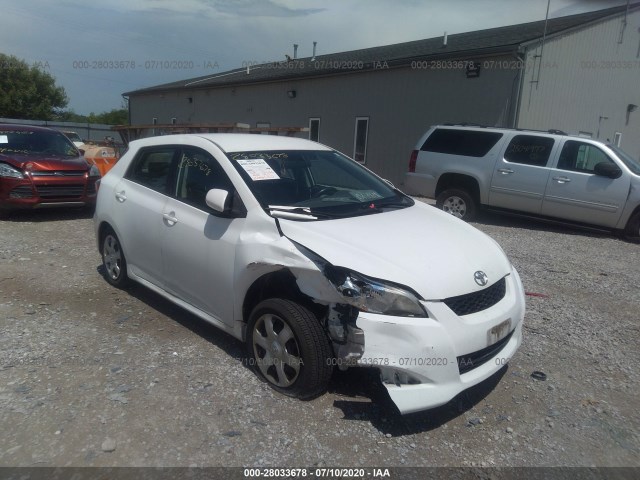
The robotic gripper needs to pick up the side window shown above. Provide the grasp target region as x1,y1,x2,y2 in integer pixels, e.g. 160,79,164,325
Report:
422,129,503,157
504,135,554,167
174,148,233,210
125,147,176,194
557,141,615,173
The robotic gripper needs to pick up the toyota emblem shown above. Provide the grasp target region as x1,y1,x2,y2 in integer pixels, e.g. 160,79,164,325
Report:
474,271,488,286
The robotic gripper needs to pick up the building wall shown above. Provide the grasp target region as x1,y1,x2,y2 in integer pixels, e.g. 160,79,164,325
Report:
129,53,518,184
518,8,640,159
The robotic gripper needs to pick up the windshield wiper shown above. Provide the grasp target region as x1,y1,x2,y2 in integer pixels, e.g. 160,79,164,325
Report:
267,205,335,220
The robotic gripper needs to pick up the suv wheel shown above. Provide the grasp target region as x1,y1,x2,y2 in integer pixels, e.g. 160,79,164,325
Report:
624,211,640,243
436,188,477,221
101,227,130,288
247,299,333,399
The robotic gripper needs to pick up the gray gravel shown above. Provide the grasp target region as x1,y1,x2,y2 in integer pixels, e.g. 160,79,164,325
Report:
0,206,638,467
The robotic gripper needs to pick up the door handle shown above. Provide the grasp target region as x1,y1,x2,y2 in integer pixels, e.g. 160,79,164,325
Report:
497,168,514,174
162,212,178,225
552,176,571,184
115,191,126,202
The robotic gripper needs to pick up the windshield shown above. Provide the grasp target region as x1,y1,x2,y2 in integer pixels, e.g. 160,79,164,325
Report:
228,149,413,219
64,131,83,143
0,129,80,157
608,144,640,175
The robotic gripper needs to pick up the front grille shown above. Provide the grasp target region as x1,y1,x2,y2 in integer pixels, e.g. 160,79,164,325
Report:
444,277,506,316
35,184,85,199
457,329,514,375
9,186,34,199
31,171,86,177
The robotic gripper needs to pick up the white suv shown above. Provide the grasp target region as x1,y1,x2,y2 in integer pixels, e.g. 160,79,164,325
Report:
94,134,525,414
404,125,640,239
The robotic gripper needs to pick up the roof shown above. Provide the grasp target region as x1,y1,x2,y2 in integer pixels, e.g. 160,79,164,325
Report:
129,133,332,152
125,4,635,96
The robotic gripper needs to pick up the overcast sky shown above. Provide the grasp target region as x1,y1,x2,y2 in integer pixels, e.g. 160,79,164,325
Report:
0,0,628,115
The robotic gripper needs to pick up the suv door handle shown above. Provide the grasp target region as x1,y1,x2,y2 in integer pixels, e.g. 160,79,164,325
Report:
162,212,178,225
552,176,571,184
497,168,514,174
115,191,127,202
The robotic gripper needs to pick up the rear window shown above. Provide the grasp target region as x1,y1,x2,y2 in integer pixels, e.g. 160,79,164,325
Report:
504,135,554,167
421,129,503,157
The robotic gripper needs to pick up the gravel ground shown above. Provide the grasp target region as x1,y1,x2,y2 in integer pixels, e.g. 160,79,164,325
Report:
0,204,639,469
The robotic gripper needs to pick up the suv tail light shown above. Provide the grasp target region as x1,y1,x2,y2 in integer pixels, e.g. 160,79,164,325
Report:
408,150,418,172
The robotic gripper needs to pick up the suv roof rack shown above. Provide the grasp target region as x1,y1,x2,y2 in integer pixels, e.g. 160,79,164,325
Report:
439,124,569,136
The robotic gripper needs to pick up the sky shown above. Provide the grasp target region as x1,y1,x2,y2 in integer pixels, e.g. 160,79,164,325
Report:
0,0,628,115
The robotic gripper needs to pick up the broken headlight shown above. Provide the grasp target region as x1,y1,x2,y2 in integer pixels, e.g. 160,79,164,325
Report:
328,268,427,318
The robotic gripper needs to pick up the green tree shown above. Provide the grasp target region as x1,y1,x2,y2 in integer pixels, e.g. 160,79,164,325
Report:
0,53,68,120
88,108,128,125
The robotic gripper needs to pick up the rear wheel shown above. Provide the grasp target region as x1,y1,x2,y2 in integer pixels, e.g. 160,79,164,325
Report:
436,188,477,221
247,299,333,399
101,227,130,288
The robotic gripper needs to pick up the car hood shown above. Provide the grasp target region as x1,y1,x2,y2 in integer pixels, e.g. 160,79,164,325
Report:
278,202,512,300
0,153,89,171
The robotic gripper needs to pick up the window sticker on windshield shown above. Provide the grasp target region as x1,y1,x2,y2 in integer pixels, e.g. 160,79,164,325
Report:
237,159,280,181
0,135,7,144
350,190,384,202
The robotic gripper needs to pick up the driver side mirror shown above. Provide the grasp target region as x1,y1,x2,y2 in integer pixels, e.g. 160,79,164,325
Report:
593,162,622,179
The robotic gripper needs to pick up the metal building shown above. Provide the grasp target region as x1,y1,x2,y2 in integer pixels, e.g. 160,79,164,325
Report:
124,4,639,185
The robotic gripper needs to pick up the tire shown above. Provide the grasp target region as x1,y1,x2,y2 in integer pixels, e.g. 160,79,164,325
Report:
247,299,333,399
101,227,130,288
623,211,640,243
436,188,477,221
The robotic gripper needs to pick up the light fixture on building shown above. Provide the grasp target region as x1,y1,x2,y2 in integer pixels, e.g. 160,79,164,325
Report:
466,62,481,78
627,103,638,125
187,97,193,103
287,90,297,99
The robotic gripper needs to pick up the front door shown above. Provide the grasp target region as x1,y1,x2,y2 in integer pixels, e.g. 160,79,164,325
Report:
160,147,244,325
541,140,630,227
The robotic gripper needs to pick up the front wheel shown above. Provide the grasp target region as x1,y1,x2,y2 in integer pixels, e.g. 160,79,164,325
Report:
436,188,477,221
624,211,640,243
247,299,333,399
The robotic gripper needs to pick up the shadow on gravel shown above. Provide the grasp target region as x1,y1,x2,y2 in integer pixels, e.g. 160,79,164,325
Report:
96,264,508,435
472,209,615,240
95,265,246,362
330,366,508,435
1,207,94,223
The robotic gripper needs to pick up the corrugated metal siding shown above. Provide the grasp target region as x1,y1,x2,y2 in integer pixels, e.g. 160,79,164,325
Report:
518,9,640,159
129,55,517,184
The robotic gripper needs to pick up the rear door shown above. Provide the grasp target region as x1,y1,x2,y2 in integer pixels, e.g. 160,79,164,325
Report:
488,134,557,214
540,140,630,227
114,146,178,286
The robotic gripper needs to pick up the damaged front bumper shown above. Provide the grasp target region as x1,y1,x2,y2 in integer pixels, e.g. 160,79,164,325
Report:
353,267,525,415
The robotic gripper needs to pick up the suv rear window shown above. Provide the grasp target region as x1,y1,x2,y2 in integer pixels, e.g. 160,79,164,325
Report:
421,129,503,157
504,135,554,167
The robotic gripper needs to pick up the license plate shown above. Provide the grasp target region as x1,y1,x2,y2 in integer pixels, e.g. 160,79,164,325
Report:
487,319,511,345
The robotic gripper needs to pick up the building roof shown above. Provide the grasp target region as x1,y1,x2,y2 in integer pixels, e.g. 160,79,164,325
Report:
125,4,634,96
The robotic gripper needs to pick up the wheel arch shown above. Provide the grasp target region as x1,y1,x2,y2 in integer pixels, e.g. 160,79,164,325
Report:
241,269,327,340
435,173,482,206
